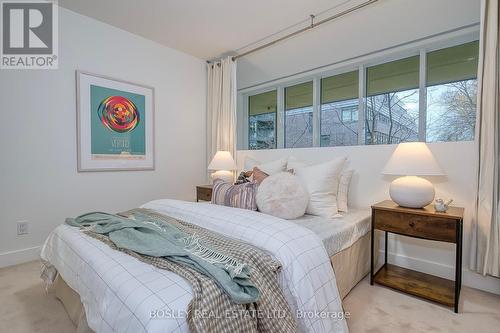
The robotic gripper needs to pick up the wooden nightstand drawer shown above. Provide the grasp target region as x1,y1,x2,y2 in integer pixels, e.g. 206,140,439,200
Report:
196,185,212,202
374,209,457,243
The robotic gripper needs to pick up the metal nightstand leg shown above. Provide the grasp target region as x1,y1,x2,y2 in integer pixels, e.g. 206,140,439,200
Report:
385,231,388,264
454,219,463,313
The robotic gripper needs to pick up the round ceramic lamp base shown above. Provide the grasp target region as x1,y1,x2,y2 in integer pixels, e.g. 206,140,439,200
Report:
211,170,233,183
389,176,435,208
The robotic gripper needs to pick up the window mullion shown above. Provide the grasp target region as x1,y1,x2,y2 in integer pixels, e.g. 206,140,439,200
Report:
419,48,427,142
276,86,285,149
357,65,365,145
313,76,321,147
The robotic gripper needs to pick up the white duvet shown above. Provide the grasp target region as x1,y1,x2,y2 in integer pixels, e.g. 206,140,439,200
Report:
40,200,348,333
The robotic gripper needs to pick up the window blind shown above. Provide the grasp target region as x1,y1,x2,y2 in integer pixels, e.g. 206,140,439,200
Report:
321,70,359,104
248,90,277,116
366,55,419,96
285,81,313,110
426,41,479,86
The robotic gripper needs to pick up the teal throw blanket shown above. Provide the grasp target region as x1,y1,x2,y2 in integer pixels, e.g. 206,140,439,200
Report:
65,212,259,304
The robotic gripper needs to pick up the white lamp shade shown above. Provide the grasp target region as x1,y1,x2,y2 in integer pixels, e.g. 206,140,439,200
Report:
208,151,237,171
382,142,445,176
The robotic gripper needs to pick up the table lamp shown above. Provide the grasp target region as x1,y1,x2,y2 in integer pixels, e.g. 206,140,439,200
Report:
382,142,444,208
208,151,237,183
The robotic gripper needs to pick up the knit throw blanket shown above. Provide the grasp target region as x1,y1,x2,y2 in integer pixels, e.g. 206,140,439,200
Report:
66,210,258,304
86,208,297,333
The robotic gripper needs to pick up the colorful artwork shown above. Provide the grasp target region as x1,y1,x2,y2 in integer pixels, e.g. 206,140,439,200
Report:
77,71,154,171
98,96,140,133
90,85,145,157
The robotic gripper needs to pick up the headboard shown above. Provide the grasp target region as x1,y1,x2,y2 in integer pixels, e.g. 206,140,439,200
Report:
236,141,475,210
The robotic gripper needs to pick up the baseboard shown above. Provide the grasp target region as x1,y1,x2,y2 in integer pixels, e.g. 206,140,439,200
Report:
378,250,500,295
0,246,41,269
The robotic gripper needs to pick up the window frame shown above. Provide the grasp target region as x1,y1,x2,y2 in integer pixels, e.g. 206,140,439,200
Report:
284,80,314,148
319,68,361,147
364,52,421,145
246,87,278,150
239,30,479,150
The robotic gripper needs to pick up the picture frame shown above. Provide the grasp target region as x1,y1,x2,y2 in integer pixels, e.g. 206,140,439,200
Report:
76,71,155,171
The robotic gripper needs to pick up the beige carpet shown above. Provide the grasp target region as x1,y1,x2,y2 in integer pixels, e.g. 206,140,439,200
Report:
1,261,500,333
0,261,75,333
344,277,500,333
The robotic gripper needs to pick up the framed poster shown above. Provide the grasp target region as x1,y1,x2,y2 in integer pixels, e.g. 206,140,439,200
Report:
76,71,155,171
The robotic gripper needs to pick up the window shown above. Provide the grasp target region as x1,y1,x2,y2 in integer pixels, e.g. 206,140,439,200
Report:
284,81,313,148
243,39,479,150
426,41,479,142
320,70,359,147
365,56,419,145
342,106,358,122
248,90,277,150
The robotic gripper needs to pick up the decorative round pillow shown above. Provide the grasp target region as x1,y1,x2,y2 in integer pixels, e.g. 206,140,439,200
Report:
256,172,309,219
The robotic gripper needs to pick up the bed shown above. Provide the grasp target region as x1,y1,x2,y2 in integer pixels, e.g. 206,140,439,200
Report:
41,200,369,333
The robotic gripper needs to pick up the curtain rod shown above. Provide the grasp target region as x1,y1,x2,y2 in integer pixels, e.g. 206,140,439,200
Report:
207,0,379,64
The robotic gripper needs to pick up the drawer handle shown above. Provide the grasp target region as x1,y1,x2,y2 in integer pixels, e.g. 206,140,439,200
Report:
409,222,415,227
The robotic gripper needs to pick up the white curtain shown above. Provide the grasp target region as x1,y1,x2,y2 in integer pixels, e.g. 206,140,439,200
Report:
470,0,500,277
206,57,237,172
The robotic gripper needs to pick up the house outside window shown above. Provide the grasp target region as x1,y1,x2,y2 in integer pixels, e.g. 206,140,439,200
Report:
320,70,359,147
365,55,419,145
248,90,277,150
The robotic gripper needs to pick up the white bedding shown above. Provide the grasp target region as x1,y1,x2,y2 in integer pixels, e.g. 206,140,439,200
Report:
40,200,348,333
289,209,371,257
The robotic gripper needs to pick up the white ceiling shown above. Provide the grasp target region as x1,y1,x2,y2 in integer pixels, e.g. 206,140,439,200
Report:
59,0,351,60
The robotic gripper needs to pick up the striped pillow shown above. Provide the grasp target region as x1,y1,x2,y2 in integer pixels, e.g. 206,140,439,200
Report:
211,180,258,211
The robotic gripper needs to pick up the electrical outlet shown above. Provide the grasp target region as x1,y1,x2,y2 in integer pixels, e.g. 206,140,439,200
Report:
17,221,29,235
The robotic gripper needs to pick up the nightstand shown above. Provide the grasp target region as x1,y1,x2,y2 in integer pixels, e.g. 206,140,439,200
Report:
370,200,464,313
196,185,213,202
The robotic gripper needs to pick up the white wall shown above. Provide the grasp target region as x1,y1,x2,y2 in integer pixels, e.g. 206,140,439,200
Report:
0,8,207,267
237,0,480,89
236,0,500,294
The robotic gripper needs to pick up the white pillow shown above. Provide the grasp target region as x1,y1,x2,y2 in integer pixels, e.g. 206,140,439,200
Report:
244,156,287,175
294,157,346,218
288,156,353,213
256,172,309,219
337,170,353,213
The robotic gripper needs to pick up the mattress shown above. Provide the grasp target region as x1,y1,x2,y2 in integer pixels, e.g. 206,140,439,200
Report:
289,209,371,257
